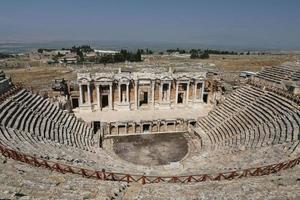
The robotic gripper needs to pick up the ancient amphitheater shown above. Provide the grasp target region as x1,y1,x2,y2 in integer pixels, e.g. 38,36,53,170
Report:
0,63,300,199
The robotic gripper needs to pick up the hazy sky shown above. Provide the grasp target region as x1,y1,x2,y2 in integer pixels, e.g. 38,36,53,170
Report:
1,0,300,49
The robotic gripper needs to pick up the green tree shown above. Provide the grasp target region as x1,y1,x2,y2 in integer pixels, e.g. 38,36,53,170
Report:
190,49,199,59
199,51,209,59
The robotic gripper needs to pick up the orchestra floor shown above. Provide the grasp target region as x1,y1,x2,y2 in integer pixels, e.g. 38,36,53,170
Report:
112,132,188,166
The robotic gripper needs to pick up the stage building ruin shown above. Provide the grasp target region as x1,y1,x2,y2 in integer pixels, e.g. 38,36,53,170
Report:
75,70,209,111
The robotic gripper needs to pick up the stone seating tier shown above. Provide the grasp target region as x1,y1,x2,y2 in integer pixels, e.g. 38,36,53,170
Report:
197,85,300,153
255,65,300,84
0,84,299,180
0,90,94,151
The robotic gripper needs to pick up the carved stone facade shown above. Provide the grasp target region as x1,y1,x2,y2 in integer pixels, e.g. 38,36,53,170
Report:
102,118,196,136
77,71,207,111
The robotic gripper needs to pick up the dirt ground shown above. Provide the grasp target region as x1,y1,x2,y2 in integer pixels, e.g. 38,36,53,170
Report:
113,133,188,166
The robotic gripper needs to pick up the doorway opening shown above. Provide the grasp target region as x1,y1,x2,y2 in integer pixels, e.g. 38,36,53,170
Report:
190,121,196,126
119,125,126,134
177,93,183,104
203,94,208,103
72,98,79,108
102,95,109,108
140,91,148,106
162,84,169,101
121,84,126,102
143,124,150,132
82,85,87,103
93,121,101,134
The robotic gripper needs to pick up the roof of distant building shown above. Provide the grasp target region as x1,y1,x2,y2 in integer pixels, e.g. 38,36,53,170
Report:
94,50,119,54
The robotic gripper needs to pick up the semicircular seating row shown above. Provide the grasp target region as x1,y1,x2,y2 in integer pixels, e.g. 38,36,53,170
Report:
0,89,95,154
0,85,299,175
256,65,300,84
196,85,300,153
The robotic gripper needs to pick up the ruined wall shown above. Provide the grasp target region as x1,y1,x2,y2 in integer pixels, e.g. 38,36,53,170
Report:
154,83,160,101
129,84,135,103
0,79,10,94
112,83,119,103
91,85,96,104
103,119,196,136
170,82,176,103
189,83,195,99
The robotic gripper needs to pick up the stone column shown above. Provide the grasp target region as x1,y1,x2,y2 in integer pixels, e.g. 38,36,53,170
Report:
159,82,163,102
118,83,121,103
194,82,197,101
96,85,101,109
79,84,83,105
158,121,161,132
168,82,171,101
125,124,128,134
108,124,111,135
151,82,155,107
87,83,91,105
126,83,129,103
186,82,190,104
135,80,139,109
109,83,113,110
201,81,205,101
175,81,179,104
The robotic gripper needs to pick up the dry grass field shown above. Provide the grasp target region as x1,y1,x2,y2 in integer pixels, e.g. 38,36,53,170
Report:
203,54,300,71
3,53,300,92
147,54,300,72
5,66,76,91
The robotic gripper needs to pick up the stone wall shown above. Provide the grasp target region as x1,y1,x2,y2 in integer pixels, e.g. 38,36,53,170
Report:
0,79,10,94
0,71,11,95
102,118,196,136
